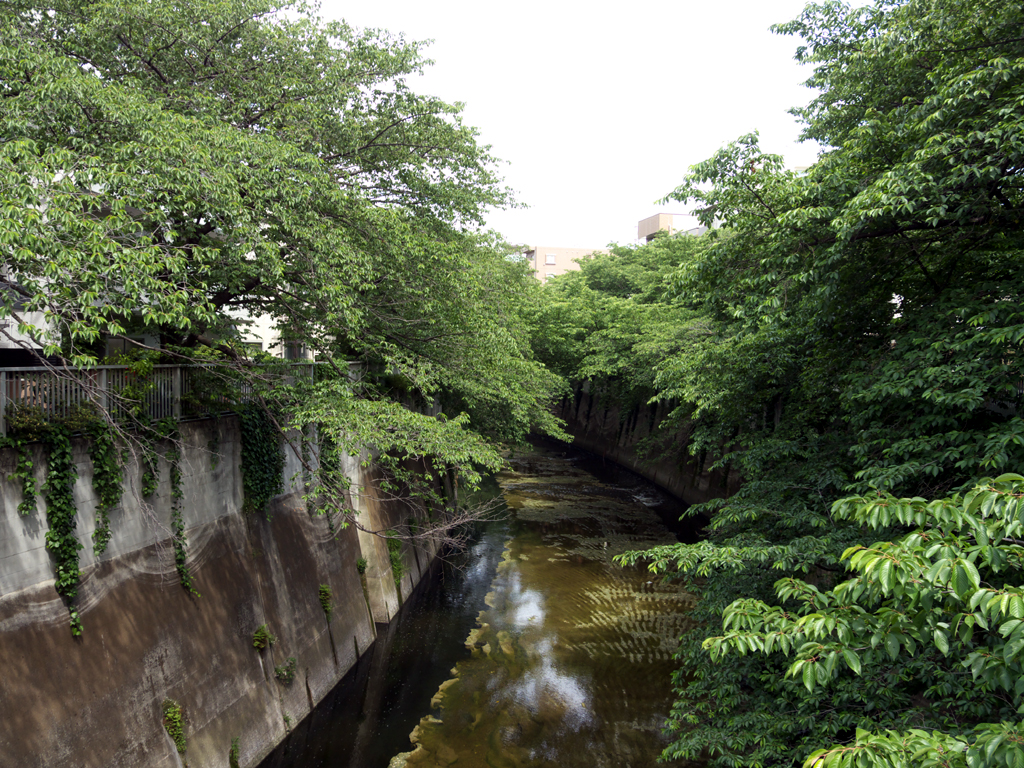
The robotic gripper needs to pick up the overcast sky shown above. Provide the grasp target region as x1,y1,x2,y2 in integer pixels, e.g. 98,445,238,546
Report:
324,0,824,249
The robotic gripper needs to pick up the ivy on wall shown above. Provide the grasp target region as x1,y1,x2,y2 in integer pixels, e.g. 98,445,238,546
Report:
3,411,85,635
41,426,83,636
315,428,346,536
8,436,37,516
239,404,284,517
164,430,199,597
2,401,202,633
136,418,199,596
87,420,123,556
140,445,159,498
0,362,289,635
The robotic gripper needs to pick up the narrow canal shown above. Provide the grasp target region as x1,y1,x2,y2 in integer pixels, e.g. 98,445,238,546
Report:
259,441,701,768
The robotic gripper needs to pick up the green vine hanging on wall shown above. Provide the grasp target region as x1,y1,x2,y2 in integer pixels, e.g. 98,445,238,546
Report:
7,437,38,516
317,428,347,537
1,371,205,634
40,426,84,636
4,407,93,634
239,404,284,517
164,427,199,597
117,353,161,498
87,421,123,556
141,443,159,498
3,407,53,517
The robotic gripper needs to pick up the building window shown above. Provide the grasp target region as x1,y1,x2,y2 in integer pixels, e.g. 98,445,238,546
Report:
545,273,555,280
283,341,306,360
545,254,556,265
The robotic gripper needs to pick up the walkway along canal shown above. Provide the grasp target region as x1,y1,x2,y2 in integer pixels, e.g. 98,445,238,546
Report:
260,441,703,768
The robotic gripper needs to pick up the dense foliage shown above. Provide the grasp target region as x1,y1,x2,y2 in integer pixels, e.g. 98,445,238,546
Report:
0,0,563,519
532,0,1024,764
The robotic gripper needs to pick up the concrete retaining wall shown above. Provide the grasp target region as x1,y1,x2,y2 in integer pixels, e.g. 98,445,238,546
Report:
0,416,435,768
557,381,740,506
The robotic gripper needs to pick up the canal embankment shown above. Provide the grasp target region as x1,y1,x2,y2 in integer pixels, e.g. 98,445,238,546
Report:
0,415,435,768
557,382,741,507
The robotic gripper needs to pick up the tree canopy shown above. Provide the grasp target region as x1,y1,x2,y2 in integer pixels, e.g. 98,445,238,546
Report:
528,0,1024,764
1,0,565,509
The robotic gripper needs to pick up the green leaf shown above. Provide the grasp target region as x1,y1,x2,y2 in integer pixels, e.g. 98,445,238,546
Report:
885,633,900,660
802,662,816,693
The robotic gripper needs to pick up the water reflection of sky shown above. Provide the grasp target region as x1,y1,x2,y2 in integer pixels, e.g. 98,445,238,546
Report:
511,587,543,628
509,637,594,732
493,561,596,750
465,543,492,584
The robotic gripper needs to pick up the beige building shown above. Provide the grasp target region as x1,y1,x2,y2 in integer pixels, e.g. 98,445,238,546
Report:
637,213,706,242
638,213,678,241
523,245,609,282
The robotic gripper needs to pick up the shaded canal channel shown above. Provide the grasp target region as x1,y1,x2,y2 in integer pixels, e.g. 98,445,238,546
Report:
260,441,702,768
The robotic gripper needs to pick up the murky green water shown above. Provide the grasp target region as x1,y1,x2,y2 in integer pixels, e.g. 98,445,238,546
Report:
391,447,698,768
259,443,700,768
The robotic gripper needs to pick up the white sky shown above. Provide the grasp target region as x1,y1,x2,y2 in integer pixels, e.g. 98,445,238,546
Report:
324,0,823,249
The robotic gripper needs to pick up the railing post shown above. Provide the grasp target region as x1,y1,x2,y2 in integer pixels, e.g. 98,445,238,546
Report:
0,370,6,437
172,366,182,421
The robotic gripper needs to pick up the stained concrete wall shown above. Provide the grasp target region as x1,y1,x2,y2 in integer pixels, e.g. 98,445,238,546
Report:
557,381,740,506
0,416,434,768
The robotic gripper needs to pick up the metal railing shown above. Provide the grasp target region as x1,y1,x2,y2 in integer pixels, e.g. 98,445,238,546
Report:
0,363,322,437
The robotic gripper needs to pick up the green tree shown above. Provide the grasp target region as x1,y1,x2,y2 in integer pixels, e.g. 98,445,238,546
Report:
0,0,564,525
705,475,1024,768
608,0,1024,765
527,234,708,414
